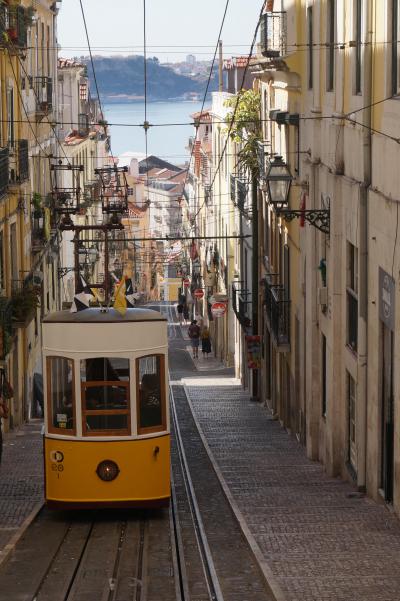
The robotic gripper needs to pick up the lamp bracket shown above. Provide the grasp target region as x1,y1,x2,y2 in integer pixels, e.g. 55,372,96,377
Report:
276,208,330,234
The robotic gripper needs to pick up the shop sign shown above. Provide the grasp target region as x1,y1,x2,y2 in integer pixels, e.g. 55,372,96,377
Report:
211,301,227,318
379,267,395,331
194,289,204,299
246,335,261,369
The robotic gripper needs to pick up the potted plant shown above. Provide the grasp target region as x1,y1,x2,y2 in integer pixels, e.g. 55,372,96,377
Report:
11,286,40,326
32,192,43,218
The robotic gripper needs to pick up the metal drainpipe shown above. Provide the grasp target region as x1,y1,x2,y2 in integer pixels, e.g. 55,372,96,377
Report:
357,0,373,492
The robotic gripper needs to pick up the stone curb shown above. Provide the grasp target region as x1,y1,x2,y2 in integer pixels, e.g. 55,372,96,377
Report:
0,501,44,569
183,380,287,601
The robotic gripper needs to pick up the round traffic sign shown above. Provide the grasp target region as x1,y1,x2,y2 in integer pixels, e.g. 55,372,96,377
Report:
194,289,204,299
183,278,190,286
211,301,227,318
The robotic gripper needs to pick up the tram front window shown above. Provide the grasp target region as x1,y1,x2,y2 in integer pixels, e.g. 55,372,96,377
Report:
137,355,165,432
47,357,75,434
81,358,130,435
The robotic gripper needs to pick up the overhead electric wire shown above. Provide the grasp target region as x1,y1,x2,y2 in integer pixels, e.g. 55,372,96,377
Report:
78,0,116,161
189,0,266,231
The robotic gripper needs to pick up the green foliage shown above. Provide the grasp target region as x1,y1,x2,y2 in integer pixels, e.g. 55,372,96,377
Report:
224,90,261,176
32,192,42,210
11,286,40,323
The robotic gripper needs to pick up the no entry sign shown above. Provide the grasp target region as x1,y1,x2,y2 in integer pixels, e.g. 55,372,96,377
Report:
194,289,204,299
211,301,227,318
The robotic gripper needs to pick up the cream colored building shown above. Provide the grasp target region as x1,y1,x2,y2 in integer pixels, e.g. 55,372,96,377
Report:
250,0,400,516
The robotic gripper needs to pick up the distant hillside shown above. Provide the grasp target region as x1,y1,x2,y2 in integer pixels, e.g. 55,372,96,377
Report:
83,56,218,102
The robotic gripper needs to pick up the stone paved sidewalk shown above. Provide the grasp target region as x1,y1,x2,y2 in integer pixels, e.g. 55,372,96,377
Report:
0,421,43,554
184,380,400,601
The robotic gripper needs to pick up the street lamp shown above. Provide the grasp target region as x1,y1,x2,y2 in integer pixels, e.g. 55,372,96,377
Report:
265,155,293,207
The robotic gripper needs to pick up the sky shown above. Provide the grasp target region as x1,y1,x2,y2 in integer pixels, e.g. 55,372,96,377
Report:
57,0,263,63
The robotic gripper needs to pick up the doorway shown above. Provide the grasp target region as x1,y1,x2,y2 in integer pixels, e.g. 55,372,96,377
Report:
380,322,394,504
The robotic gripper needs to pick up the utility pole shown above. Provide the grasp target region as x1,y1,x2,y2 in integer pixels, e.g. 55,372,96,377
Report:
251,174,259,401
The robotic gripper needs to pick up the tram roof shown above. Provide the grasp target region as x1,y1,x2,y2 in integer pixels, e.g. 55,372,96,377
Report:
43,307,167,324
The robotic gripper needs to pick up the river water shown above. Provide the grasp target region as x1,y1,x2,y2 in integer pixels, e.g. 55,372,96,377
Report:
103,100,204,165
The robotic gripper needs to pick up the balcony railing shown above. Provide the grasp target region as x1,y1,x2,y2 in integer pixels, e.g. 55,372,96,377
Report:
9,139,29,184
0,297,12,359
264,274,290,349
230,175,248,211
31,208,46,252
232,283,252,329
0,147,9,198
33,77,53,116
260,12,287,58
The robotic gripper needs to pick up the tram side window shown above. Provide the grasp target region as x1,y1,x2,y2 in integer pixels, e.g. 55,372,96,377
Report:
81,357,130,435
137,355,165,432
47,357,75,433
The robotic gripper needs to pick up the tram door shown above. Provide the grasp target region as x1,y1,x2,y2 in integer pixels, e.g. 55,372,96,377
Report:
380,323,394,504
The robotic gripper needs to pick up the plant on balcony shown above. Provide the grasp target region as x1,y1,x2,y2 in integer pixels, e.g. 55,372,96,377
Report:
224,89,262,176
32,192,42,217
11,286,40,324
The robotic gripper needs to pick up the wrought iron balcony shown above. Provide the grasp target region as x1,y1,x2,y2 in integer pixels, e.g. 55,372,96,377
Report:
230,175,248,212
0,147,9,198
260,11,287,58
0,297,12,360
264,273,290,349
10,279,40,328
33,77,53,117
232,283,252,329
9,139,29,184
31,208,46,252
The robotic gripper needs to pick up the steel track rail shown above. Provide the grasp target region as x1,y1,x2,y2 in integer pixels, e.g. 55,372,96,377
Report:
170,385,224,601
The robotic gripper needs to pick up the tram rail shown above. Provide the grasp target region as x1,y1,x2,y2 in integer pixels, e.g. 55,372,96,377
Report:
170,385,224,601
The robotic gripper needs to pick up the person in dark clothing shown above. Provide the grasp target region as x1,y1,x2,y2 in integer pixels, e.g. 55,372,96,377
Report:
0,398,9,465
201,325,212,357
188,320,201,358
177,302,184,325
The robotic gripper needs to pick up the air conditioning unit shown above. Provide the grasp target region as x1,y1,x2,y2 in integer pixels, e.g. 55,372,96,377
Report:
318,287,328,305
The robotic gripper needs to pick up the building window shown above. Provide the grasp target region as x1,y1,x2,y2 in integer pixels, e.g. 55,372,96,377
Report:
7,88,14,146
307,7,313,89
326,0,335,91
354,0,362,94
392,0,400,94
347,242,358,352
348,372,357,470
322,334,327,417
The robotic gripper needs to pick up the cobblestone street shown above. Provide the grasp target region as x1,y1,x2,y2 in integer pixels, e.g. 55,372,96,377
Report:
1,315,400,599
0,421,43,557
168,314,400,601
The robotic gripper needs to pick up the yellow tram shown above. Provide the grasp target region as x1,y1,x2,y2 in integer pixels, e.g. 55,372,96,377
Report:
42,307,170,508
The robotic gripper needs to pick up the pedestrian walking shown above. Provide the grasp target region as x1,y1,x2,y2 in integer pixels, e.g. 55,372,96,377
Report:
0,396,9,465
177,302,184,325
188,319,201,359
201,325,212,358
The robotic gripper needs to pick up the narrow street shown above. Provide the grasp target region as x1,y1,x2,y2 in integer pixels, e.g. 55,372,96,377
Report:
0,303,400,600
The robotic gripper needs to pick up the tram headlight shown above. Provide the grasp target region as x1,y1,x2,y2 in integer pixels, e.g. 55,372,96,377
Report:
96,460,120,482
